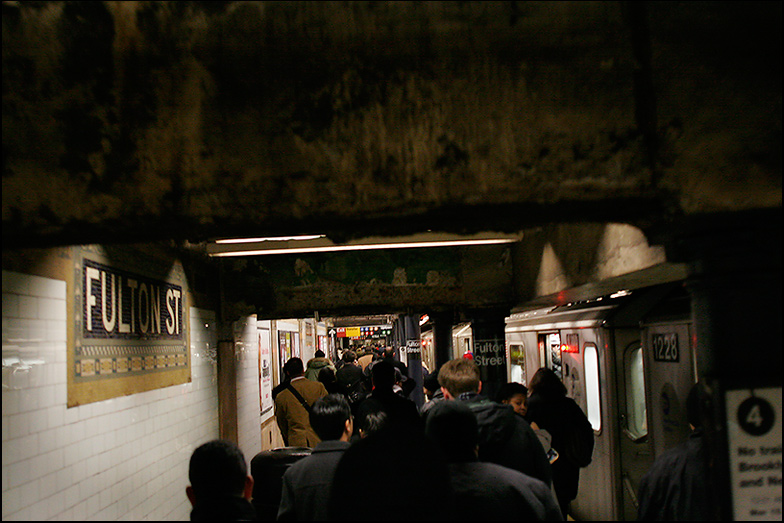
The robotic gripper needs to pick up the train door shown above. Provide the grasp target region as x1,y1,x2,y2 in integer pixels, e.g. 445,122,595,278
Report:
420,330,435,375
539,332,562,378
504,318,543,389
643,321,696,458
560,329,587,411
614,329,655,520
452,323,473,359
570,327,618,521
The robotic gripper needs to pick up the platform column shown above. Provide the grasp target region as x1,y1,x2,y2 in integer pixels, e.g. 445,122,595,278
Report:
469,308,509,403
397,314,424,407
676,209,782,521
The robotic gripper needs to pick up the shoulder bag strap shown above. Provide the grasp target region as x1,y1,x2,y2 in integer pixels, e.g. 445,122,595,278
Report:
286,382,312,412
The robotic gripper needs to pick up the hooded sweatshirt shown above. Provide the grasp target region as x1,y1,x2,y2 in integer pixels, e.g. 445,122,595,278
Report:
304,357,336,381
458,392,553,487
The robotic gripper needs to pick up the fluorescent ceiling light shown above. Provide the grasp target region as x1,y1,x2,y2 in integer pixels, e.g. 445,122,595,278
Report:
207,232,521,257
214,235,326,244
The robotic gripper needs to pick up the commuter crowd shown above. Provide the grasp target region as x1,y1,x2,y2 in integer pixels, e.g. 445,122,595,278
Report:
185,346,707,521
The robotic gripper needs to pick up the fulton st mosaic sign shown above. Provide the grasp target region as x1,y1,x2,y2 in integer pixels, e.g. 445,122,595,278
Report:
68,246,190,407
82,259,183,341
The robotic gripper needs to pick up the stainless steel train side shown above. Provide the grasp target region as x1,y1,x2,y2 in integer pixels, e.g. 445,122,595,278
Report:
504,282,695,520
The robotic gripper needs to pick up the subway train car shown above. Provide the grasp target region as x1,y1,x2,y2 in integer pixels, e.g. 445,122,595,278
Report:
452,322,474,359
505,281,696,521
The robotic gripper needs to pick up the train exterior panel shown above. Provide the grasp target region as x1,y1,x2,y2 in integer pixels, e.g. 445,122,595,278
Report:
505,282,695,521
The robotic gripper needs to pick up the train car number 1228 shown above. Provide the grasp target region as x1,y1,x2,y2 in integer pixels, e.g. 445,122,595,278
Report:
652,332,680,362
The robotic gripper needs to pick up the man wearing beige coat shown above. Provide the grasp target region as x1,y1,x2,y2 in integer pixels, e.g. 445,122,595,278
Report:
275,357,329,447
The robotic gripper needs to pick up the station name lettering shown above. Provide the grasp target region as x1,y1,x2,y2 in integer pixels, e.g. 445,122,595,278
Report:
83,260,182,339
474,340,506,367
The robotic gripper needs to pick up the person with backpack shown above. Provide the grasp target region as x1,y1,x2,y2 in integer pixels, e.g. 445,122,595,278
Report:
525,367,595,520
433,358,553,488
334,350,369,415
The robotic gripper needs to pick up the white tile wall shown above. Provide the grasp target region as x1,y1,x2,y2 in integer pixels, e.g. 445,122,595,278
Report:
235,316,263,459
2,270,222,521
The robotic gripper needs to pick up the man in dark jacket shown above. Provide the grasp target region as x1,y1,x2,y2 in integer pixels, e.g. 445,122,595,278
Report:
356,360,422,434
425,400,563,521
434,358,552,487
636,382,715,521
186,439,256,521
277,394,354,520
420,367,445,415
335,349,368,411
335,350,363,389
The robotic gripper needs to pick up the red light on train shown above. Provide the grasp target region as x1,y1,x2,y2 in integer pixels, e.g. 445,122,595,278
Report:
562,334,579,353
561,343,579,353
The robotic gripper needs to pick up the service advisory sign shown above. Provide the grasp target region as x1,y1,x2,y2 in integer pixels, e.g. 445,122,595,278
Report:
727,387,782,520
68,246,190,407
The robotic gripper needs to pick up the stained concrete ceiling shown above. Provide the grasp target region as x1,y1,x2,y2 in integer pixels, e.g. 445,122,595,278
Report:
2,2,780,320
2,1,780,250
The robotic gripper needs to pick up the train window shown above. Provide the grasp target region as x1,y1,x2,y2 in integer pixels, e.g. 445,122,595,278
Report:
509,343,526,385
624,343,648,440
541,333,562,378
584,342,601,431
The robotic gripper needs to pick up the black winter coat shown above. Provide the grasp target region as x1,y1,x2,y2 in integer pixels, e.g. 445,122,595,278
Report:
526,393,593,506
459,392,553,487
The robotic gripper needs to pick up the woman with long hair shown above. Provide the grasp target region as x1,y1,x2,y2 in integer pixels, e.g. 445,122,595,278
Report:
526,368,594,520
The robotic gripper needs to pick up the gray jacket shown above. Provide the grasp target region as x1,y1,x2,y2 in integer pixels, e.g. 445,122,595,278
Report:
277,440,351,521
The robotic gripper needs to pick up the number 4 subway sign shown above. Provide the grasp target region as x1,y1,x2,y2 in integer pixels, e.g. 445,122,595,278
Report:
727,387,782,520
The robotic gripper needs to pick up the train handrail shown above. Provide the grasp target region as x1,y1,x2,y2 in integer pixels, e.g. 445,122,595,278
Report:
622,426,648,443
620,413,648,443
622,471,640,509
